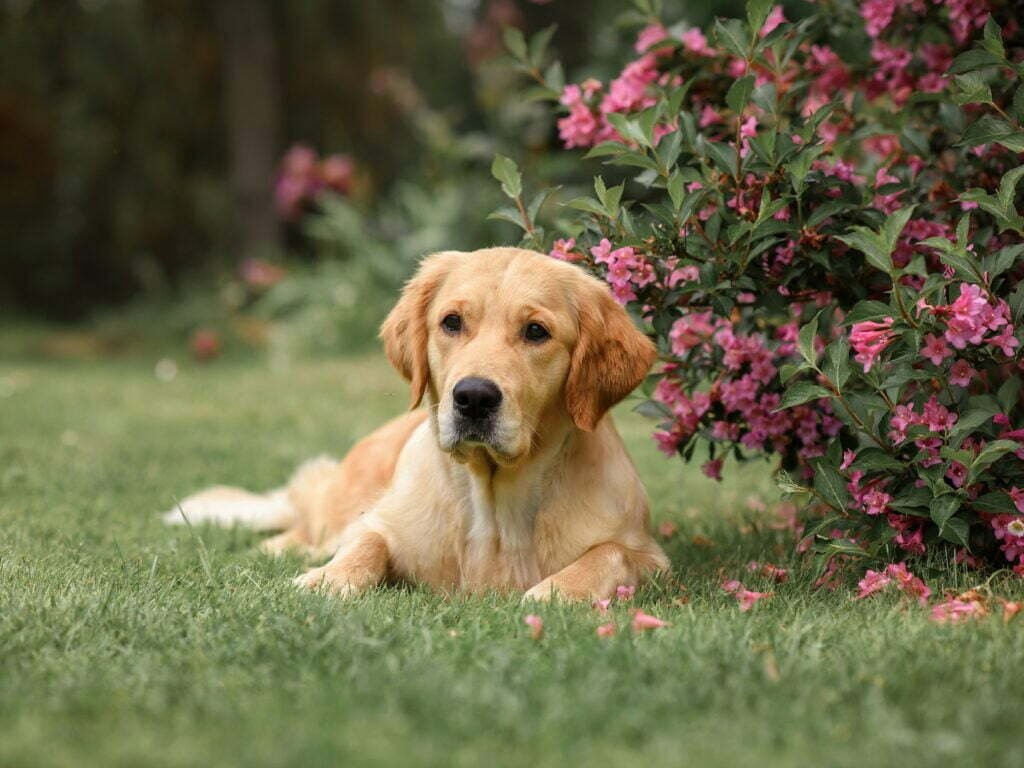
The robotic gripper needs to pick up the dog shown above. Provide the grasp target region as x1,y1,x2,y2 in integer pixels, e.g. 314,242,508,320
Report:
164,247,669,601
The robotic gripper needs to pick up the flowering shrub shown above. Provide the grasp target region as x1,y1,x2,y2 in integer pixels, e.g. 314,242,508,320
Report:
274,144,355,221
497,0,1024,576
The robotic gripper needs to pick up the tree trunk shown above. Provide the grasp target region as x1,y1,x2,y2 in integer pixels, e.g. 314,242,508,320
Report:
218,0,280,259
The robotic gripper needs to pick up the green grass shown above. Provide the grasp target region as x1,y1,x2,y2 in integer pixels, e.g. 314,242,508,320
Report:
2,352,1023,768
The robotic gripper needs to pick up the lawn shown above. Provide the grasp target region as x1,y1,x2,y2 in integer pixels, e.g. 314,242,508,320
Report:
2,351,1022,768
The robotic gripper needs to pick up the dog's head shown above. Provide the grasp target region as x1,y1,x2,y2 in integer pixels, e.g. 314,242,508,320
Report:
380,248,656,465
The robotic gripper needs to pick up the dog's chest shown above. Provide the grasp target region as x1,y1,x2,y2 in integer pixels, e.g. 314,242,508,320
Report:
458,473,543,591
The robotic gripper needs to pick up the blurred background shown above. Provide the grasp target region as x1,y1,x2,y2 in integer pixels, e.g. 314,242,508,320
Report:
1,0,739,363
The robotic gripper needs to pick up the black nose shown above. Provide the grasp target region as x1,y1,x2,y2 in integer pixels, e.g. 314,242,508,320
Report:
452,377,503,420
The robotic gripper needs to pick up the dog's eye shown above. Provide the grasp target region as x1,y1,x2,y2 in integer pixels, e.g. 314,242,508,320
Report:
441,313,463,334
523,322,550,343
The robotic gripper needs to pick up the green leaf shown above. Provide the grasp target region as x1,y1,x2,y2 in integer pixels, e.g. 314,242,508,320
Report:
970,439,1019,473
746,0,774,32
845,300,894,324
950,73,992,106
823,337,852,390
982,17,1005,58
526,186,559,223
997,376,1021,415
929,494,961,527
948,48,1005,74
667,170,685,212
778,382,832,409
972,491,1017,514
938,516,970,547
605,112,650,148
563,196,606,216
502,26,528,61
528,24,557,68
776,470,809,495
490,154,522,199
583,141,630,159
837,227,893,275
714,18,750,59
998,165,1024,213
850,448,904,473
726,75,756,116
958,115,1024,153
949,407,998,440
798,312,821,368
487,207,526,229
812,460,851,512
882,206,917,254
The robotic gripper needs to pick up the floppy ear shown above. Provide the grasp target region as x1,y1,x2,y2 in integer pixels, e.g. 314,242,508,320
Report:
379,252,457,408
565,279,658,431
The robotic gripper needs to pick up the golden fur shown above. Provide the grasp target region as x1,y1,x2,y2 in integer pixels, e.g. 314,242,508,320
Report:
166,247,668,601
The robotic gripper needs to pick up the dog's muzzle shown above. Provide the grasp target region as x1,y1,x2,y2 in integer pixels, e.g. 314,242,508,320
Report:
450,377,502,442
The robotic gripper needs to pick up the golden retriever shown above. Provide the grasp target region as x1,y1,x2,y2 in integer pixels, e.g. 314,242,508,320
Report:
165,247,668,601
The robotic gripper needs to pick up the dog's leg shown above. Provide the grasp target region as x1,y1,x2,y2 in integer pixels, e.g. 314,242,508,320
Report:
523,542,667,602
293,526,390,598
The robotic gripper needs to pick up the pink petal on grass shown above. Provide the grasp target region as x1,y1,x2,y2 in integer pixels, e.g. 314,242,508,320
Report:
596,622,617,637
721,579,742,594
593,598,611,613
631,609,670,630
737,590,773,612
523,614,544,639
615,584,636,599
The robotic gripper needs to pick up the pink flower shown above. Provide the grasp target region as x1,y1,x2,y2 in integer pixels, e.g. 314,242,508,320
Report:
558,102,599,149
615,584,636,600
856,563,930,604
855,569,892,599
988,325,1020,357
885,562,931,605
596,622,618,637
759,5,786,37
949,359,977,387
679,28,714,57
921,333,952,365
590,238,655,304
702,458,724,481
523,614,544,639
321,154,353,194
699,104,723,128
860,0,896,38
593,598,612,613
849,318,896,372
721,579,742,594
632,609,670,630
930,596,987,624
635,23,669,53
737,589,773,611
1010,488,1024,515
747,561,789,583
549,238,581,262
670,311,719,354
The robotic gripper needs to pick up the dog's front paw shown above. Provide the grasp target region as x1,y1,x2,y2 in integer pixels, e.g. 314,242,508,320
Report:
293,566,360,598
522,579,557,602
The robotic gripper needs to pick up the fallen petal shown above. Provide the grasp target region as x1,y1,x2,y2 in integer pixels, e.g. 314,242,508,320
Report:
632,609,670,630
596,622,617,637
523,613,544,639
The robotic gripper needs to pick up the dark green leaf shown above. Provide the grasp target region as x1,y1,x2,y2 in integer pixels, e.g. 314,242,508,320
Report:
778,382,832,409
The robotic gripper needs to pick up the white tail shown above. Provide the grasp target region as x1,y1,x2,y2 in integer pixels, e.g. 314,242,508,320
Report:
162,486,296,531
161,456,338,531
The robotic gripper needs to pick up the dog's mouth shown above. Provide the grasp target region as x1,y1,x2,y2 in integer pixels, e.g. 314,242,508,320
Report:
439,415,521,465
